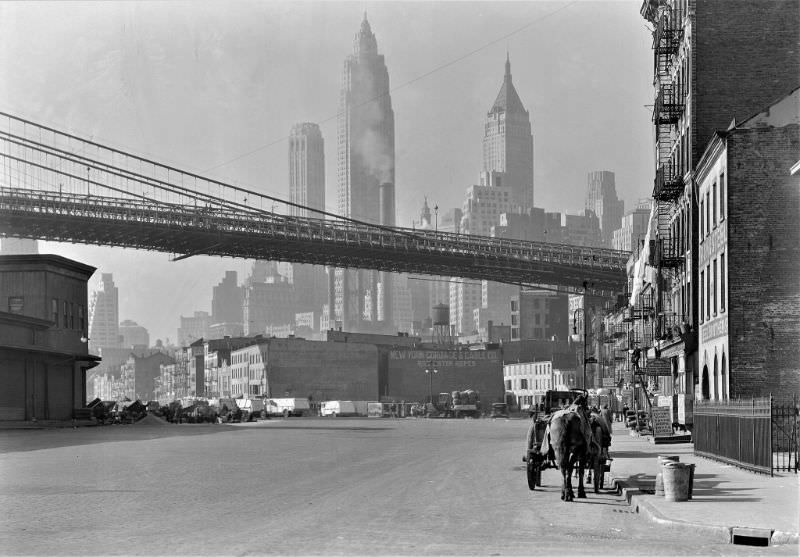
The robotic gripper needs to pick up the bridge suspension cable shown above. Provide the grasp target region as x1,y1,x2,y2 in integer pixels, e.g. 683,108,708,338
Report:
0,109,629,294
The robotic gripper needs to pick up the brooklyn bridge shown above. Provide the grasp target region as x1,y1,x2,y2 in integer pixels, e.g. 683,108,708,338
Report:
0,111,628,295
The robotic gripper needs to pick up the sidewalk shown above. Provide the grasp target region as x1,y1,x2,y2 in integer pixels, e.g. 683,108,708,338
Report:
608,422,799,546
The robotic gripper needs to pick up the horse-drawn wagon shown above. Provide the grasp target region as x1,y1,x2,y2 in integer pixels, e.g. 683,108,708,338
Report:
522,389,612,498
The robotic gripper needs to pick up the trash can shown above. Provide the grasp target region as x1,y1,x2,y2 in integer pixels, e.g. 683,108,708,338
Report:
686,463,695,500
655,456,679,497
662,462,691,502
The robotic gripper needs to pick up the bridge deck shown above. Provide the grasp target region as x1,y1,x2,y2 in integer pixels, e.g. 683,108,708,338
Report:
0,187,628,293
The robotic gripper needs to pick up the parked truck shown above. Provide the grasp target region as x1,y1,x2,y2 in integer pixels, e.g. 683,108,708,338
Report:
431,390,481,418
267,398,311,418
450,389,481,418
321,400,356,417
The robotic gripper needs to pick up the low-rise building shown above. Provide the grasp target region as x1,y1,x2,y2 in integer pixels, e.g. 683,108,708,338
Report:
503,360,576,410
0,255,99,421
230,337,379,401
694,89,800,399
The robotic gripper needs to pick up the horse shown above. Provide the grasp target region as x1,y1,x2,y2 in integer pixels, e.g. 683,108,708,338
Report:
586,412,611,490
530,409,591,502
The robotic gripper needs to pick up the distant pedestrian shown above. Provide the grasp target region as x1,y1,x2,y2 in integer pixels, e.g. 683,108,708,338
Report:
601,404,613,429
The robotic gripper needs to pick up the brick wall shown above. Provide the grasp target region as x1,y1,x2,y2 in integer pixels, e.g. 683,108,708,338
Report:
727,124,800,397
387,348,504,404
267,339,379,401
694,0,800,168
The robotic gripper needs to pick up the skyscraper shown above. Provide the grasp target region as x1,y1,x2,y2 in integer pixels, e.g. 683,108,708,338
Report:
585,170,625,247
288,122,328,316
88,273,120,353
483,55,534,213
336,14,395,331
211,271,244,328
289,123,325,217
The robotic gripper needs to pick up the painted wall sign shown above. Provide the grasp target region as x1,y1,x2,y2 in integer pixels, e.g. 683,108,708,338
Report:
700,317,728,343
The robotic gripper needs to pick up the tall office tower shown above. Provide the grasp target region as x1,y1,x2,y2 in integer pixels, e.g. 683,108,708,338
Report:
119,319,150,348
289,123,325,218
564,210,603,247
449,278,482,337
585,171,625,247
211,271,244,328
493,207,565,243
460,180,515,237
177,311,211,347
612,200,652,254
483,54,534,213
88,273,121,353
336,14,396,332
288,122,328,315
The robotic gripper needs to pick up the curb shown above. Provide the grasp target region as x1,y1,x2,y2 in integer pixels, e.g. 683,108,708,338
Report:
612,478,800,546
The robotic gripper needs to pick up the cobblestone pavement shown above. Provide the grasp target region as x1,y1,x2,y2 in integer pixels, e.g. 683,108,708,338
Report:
1,418,794,555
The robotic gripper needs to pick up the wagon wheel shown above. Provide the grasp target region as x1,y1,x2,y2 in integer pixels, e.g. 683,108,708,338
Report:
527,459,539,491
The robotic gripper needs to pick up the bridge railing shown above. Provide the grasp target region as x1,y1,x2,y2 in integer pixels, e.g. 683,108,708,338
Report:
1,186,629,273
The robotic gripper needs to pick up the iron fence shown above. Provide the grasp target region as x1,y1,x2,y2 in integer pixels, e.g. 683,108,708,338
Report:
694,396,798,476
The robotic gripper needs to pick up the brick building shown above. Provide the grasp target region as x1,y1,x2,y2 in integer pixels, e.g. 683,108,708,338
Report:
635,0,800,423
229,337,379,402
695,89,800,399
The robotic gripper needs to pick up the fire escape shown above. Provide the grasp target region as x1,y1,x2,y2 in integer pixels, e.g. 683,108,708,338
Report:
651,4,685,275
624,2,690,429
651,3,687,346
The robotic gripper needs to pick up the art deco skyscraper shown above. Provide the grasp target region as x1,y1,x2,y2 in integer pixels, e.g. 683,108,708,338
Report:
483,55,534,213
585,170,625,247
288,122,328,318
289,123,325,217
88,273,120,353
335,14,395,331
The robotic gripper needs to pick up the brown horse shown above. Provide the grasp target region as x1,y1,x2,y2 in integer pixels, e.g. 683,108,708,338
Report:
531,410,590,502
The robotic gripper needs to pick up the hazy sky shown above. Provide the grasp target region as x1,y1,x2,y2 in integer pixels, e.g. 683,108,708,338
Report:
0,0,654,343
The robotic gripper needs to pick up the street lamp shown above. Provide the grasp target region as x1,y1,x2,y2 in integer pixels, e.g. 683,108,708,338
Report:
424,364,438,404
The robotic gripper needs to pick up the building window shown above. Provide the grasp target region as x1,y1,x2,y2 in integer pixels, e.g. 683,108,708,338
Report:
699,199,704,241
78,306,85,332
706,264,711,319
705,192,710,236
52,299,58,326
63,301,69,328
720,253,726,312
712,181,718,226
8,296,23,314
70,303,75,329
719,171,725,220
699,271,704,324
712,259,717,316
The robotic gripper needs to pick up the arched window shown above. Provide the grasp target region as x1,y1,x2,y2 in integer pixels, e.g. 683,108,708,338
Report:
701,365,710,400
721,353,728,399
713,355,719,400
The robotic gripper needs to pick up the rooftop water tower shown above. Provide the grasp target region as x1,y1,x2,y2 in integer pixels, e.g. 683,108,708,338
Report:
432,303,452,346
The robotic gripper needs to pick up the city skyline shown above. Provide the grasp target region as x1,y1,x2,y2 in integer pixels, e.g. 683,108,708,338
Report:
0,1,653,342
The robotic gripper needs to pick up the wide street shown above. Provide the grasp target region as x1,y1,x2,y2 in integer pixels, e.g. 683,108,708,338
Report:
0,417,790,556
